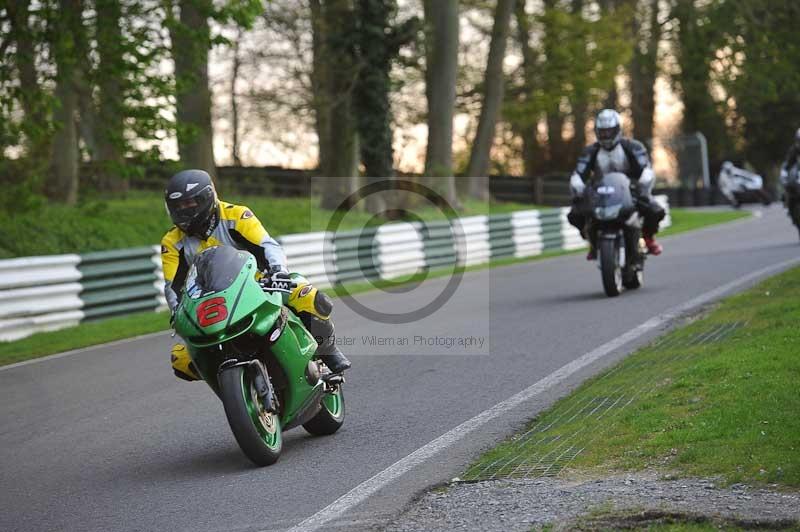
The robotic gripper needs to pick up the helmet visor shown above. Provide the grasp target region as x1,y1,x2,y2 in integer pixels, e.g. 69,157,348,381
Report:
166,186,215,231
597,126,620,143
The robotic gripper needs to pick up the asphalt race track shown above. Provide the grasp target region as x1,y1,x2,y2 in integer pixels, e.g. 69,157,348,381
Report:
2,206,798,532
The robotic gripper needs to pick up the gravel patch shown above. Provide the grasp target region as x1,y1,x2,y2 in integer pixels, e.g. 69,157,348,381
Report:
377,472,800,531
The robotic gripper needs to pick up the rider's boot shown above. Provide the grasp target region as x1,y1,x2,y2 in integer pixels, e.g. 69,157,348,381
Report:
317,342,352,374
586,230,597,260
643,233,663,256
289,282,352,374
301,313,351,374
171,343,201,381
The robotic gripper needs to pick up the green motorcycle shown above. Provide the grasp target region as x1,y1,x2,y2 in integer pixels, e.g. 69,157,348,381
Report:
173,245,345,466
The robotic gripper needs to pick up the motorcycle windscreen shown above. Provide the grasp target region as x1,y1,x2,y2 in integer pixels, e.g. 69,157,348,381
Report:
590,173,633,220
187,246,251,297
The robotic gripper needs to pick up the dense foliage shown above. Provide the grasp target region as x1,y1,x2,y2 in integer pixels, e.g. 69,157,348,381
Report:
2,0,799,217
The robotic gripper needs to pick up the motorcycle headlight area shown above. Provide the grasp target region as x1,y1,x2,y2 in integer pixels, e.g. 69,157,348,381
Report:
594,205,622,220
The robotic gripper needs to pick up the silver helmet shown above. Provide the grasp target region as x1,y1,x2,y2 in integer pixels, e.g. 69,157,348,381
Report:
795,127,800,149
595,109,622,150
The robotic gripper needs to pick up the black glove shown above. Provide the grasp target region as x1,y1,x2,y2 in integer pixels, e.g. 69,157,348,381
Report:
260,270,295,293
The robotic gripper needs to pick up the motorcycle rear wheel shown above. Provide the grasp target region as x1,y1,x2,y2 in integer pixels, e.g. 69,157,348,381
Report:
219,365,283,466
622,267,643,290
303,386,346,436
600,238,622,297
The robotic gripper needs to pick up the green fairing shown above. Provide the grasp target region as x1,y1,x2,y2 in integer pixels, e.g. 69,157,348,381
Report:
173,250,329,429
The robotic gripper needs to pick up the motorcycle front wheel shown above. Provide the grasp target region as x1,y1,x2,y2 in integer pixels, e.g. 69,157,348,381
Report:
600,238,622,297
219,364,283,466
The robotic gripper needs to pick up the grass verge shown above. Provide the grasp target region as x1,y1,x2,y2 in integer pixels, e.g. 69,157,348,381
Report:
0,310,170,366
0,207,751,367
0,191,535,258
660,208,750,236
465,266,800,488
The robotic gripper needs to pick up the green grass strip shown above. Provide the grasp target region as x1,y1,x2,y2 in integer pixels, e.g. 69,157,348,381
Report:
660,208,750,236
0,311,170,367
465,265,800,488
0,208,751,367
0,191,537,258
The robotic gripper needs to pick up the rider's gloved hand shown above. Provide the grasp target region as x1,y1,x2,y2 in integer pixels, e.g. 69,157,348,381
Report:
260,269,294,293
569,172,585,198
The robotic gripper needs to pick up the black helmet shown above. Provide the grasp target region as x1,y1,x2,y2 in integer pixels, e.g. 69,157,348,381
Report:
165,169,219,238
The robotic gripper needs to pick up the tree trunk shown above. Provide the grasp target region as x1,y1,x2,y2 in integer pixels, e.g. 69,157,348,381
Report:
313,0,360,211
355,0,395,214
170,0,216,175
599,0,621,111
514,0,544,178
8,0,51,163
569,0,587,159
630,0,660,143
230,28,243,166
423,0,459,207
94,0,127,192
48,0,83,204
542,0,565,169
310,0,332,176
75,5,97,161
466,0,516,201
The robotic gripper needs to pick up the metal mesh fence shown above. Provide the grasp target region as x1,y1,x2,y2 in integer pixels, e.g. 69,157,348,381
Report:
461,321,748,482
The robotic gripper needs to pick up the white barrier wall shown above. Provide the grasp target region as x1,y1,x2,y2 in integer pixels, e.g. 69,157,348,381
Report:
0,201,670,342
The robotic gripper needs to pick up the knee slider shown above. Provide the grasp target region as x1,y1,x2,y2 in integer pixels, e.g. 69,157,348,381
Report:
567,208,584,227
645,202,665,223
314,291,333,317
301,313,335,348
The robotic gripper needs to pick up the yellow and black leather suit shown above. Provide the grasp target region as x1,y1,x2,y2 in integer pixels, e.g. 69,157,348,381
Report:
162,201,337,381
161,201,287,311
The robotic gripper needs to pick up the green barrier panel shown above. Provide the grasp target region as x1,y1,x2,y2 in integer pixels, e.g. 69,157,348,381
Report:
540,222,564,251
83,299,162,320
78,246,161,320
538,210,565,252
81,273,157,292
82,284,160,308
488,215,515,259
79,258,156,280
79,247,156,280
419,220,457,269
80,247,155,262
333,228,379,283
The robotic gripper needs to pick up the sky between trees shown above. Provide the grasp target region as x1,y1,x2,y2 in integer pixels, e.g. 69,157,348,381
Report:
2,0,800,207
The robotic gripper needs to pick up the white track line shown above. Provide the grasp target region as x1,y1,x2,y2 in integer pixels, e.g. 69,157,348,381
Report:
284,256,800,532
0,330,170,372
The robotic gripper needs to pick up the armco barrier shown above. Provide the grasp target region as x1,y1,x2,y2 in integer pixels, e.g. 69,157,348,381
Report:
0,200,669,341
78,247,165,320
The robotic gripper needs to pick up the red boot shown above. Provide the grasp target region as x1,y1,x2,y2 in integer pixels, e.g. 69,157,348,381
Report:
644,236,663,256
